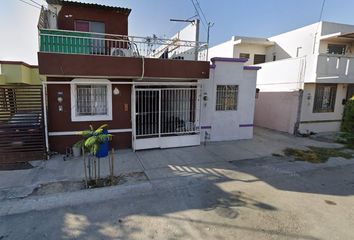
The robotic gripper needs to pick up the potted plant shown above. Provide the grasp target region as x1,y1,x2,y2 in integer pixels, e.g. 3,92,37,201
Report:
72,140,83,157
80,124,112,157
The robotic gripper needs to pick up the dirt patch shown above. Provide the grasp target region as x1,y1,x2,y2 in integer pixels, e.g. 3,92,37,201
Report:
283,146,353,163
30,172,148,196
324,200,337,205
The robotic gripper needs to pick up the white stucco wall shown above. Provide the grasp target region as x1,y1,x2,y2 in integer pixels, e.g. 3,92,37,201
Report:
256,57,306,92
207,40,234,61
200,60,258,142
268,22,320,59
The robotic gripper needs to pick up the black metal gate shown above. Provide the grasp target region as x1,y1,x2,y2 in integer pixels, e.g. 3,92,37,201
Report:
0,86,46,164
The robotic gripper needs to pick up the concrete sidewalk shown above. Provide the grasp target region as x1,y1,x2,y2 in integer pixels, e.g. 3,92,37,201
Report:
0,127,345,201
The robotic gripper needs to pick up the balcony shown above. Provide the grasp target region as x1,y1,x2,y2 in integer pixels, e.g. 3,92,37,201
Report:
316,54,354,83
39,29,207,60
38,29,209,80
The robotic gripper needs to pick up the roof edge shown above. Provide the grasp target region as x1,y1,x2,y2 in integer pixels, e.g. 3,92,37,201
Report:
0,61,38,68
46,0,131,15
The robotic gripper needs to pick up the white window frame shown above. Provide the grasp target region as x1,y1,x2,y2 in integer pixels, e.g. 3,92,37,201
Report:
70,79,112,122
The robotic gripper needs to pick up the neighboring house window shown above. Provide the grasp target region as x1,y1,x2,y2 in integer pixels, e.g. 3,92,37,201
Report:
327,44,346,55
254,54,266,64
272,54,276,61
71,79,112,122
239,53,250,59
216,85,238,111
313,84,337,113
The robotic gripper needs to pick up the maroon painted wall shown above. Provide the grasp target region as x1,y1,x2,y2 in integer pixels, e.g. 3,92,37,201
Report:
47,78,132,153
38,53,210,80
57,4,129,35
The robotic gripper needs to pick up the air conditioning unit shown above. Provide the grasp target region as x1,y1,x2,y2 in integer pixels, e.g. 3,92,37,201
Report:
110,48,133,57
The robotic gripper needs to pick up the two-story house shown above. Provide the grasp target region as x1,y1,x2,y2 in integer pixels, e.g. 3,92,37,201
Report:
209,21,354,134
38,0,211,152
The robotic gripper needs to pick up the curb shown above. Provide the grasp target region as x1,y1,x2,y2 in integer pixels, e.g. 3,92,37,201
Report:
0,181,152,217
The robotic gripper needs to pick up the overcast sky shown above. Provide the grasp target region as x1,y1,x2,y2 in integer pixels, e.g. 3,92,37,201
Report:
1,0,354,65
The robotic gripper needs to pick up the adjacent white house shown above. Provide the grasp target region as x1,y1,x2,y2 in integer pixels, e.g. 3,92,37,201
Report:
209,21,354,134
200,58,260,142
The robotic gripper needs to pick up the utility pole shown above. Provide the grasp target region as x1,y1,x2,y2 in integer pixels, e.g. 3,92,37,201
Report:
206,22,214,60
194,19,200,61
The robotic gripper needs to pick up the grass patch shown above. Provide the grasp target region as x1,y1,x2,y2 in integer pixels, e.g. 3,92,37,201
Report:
283,146,353,164
336,132,354,150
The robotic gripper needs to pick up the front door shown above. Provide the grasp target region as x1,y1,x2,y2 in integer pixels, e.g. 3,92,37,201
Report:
133,86,201,150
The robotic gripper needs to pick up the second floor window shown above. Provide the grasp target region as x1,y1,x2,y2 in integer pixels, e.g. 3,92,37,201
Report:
327,44,346,55
313,84,337,113
216,85,238,111
254,54,266,64
239,53,250,59
75,20,105,54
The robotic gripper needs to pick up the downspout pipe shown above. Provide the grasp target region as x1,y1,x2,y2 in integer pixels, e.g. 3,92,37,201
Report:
42,82,49,159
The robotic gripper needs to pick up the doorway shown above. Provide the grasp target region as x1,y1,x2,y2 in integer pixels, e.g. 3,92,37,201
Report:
133,86,201,150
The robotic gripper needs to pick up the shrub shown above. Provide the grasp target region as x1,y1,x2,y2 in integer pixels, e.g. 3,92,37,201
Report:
341,97,354,133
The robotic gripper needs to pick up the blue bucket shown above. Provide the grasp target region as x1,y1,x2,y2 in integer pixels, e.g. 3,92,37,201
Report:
95,129,109,158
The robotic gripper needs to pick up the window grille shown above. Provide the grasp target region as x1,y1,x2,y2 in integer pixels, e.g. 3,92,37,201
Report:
327,44,346,55
313,84,337,113
76,85,108,116
254,54,266,64
216,85,238,111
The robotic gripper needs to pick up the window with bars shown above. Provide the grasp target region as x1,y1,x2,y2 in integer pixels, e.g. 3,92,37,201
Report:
76,85,108,116
216,85,238,111
254,54,266,64
313,84,337,113
327,44,346,55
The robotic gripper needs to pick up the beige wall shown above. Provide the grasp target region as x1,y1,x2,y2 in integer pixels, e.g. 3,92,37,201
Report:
233,44,267,65
254,91,300,134
0,62,41,85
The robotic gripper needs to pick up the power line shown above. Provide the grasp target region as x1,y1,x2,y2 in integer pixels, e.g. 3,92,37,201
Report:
190,0,207,30
18,0,42,10
195,0,208,26
29,0,42,7
318,0,326,21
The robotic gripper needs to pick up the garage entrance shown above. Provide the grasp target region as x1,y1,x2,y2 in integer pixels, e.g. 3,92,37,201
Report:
133,86,201,150
0,86,46,164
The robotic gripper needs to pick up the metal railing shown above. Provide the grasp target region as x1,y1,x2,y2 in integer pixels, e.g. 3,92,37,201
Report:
39,29,208,61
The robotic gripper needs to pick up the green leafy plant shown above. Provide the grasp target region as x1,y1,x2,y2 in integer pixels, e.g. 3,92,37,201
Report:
340,97,354,149
79,124,112,155
341,97,354,133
